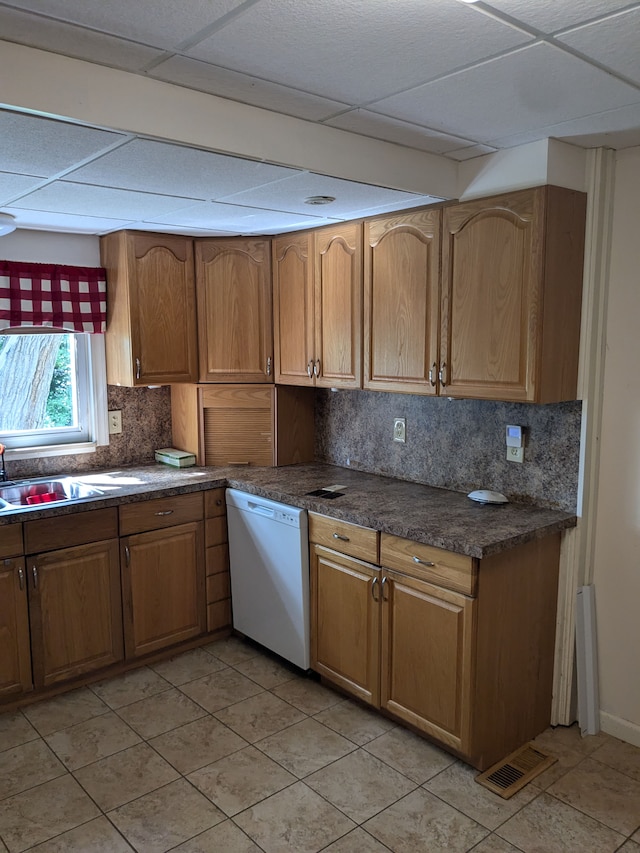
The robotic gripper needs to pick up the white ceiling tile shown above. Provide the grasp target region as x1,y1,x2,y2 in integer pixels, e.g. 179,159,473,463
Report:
149,55,349,121
146,200,334,234
325,109,478,155
9,182,197,220
218,171,427,217
187,0,531,104
66,139,301,199
2,0,248,49
478,0,635,33
0,172,47,204
557,9,640,85
0,8,164,71
371,43,640,143
121,222,238,237
0,111,125,177
489,102,640,151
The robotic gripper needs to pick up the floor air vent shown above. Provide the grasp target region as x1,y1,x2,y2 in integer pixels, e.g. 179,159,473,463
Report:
475,743,556,799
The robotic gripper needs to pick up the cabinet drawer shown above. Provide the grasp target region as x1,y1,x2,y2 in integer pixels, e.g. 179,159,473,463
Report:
206,543,229,576
0,523,23,558
205,516,227,548
380,533,476,596
205,488,226,518
119,492,203,536
24,508,118,554
309,512,379,564
206,571,230,603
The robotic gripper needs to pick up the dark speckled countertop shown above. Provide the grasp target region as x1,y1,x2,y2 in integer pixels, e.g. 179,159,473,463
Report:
0,462,576,559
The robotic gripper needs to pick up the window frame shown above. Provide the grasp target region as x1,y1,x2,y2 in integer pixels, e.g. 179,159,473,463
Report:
0,332,109,461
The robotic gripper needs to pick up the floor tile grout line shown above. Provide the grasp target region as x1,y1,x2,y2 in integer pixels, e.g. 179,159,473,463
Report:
589,751,640,786
543,787,639,840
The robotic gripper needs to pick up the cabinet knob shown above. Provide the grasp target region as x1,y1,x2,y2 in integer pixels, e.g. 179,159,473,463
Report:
412,555,435,567
332,532,350,542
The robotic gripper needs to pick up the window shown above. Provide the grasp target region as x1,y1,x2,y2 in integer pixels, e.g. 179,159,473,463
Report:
0,331,108,459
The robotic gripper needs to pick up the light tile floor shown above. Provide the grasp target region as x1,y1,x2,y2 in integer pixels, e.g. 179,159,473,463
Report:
1,637,639,852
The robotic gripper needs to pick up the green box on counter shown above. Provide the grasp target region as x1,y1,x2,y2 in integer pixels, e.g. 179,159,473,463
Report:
155,448,196,468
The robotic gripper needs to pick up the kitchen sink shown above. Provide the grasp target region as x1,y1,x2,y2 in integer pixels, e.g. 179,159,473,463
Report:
0,477,104,510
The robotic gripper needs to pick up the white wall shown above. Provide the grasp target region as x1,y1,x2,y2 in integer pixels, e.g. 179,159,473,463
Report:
0,229,100,265
593,146,640,745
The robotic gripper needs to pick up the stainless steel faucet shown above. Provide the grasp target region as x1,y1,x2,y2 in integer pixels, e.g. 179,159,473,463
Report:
0,443,8,482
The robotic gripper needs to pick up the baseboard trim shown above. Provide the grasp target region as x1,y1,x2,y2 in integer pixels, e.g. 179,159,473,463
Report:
600,712,640,748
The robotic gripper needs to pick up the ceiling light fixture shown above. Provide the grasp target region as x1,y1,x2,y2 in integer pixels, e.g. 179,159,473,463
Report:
304,195,336,205
0,213,17,236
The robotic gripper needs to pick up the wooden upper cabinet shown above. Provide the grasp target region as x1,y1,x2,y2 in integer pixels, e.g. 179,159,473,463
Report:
273,225,363,388
441,186,586,403
314,223,363,389
101,231,198,386
364,209,441,394
196,238,273,383
272,232,315,385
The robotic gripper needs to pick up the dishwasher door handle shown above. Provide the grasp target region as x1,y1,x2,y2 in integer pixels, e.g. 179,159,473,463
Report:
247,501,275,517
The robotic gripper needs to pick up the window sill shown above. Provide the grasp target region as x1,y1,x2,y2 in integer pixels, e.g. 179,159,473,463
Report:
6,442,98,462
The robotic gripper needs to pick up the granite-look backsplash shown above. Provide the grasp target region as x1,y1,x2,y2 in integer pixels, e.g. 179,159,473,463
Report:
315,389,581,511
9,385,172,480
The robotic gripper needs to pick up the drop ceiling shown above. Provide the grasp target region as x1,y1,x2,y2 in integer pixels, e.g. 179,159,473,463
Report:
1,0,640,237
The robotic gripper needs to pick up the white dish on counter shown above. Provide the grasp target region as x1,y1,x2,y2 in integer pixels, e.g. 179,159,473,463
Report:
467,489,509,505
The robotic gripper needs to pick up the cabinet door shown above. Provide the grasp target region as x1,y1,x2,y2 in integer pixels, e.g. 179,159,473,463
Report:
273,232,315,385
441,190,539,401
196,238,273,383
364,209,440,394
122,521,205,658
0,558,32,696
103,231,198,386
310,545,380,706
381,569,474,754
28,540,123,688
314,223,362,389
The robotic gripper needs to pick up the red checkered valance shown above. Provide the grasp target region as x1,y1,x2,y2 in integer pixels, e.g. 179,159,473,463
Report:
0,261,107,334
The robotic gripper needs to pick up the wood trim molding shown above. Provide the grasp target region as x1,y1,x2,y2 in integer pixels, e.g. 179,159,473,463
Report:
551,147,616,726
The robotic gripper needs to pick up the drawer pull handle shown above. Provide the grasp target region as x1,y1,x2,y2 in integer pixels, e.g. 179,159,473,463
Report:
371,576,379,601
266,356,272,376
333,532,350,542
155,510,174,516
412,556,435,567
31,565,38,588
428,362,437,387
125,546,130,567
314,359,321,377
438,362,447,388
135,357,141,380
381,575,389,600
307,360,314,379
18,566,25,591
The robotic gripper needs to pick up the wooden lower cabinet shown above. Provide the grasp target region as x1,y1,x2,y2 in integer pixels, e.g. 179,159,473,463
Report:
0,557,32,696
121,521,206,658
311,526,561,770
310,546,380,706
29,540,123,688
381,570,474,755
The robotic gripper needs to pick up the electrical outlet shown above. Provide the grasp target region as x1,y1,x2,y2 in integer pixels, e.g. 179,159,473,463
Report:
393,417,406,443
507,446,524,463
108,410,122,435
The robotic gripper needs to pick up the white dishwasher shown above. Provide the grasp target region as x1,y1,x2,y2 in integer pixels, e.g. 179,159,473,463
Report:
226,489,310,670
